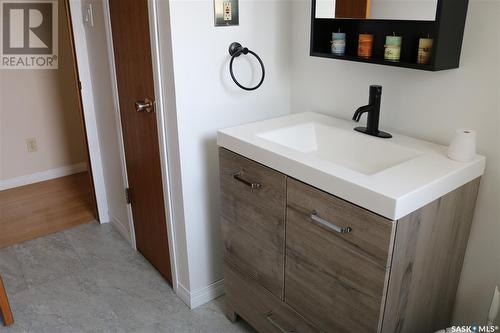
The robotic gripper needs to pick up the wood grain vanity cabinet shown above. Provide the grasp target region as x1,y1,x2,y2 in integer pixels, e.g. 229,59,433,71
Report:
219,147,481,333
219,148,286,299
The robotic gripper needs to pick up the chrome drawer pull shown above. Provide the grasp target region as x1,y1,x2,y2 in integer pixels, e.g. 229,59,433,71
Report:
266,313,294,333
232,172,262,189
310,211,352,234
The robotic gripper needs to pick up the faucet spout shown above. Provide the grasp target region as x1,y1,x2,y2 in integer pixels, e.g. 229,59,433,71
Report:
353,104,372,122
352,85,392,139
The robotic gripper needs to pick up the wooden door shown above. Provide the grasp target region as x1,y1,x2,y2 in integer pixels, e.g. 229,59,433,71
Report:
108,0,171,282
335,0,370,19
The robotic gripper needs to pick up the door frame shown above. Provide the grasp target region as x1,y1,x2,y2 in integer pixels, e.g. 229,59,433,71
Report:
145,0,180,291
69,0,180,291
65,0,108,223
100,0,136,248
102,0,179,289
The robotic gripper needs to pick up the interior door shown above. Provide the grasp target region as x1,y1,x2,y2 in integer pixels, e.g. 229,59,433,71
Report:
108,0,172,283
335,0,370,19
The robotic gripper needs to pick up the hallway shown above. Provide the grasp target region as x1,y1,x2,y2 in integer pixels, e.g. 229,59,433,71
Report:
0,173,95,249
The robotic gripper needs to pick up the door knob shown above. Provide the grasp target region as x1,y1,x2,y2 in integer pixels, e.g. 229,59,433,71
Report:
135,98,154,113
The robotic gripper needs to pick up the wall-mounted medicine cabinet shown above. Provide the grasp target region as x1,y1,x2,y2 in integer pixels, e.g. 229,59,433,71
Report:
310,0,470,71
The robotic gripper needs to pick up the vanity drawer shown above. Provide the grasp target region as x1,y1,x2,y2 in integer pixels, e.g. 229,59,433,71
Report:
225,262,321,333
219,148,286,299
286,178,394,268
285,178,395,333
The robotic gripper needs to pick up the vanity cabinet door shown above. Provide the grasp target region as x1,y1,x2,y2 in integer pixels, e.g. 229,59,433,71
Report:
219,148,286,299
285,178,395,333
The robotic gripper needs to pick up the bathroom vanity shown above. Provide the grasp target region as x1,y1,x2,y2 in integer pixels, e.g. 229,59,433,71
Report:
217,113,485,333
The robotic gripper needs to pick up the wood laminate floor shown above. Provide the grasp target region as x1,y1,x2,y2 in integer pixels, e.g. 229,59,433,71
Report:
0,172,95,249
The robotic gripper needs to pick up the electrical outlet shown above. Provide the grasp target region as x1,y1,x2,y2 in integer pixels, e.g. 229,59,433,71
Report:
26,138,38,153
214,0,238,26
223,2,232,21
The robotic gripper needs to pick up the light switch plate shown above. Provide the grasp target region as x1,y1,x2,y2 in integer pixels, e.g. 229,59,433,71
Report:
83,2,94,27
214,0,238,26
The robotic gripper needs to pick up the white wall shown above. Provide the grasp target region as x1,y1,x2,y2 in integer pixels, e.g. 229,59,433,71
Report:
68,0,131,230
290,0,500,324
0,0,86,182
159,0,291,304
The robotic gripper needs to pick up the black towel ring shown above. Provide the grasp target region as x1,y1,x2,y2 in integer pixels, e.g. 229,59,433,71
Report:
228,42,265,91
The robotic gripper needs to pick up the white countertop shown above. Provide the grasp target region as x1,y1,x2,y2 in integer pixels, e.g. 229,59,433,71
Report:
217,112,486,220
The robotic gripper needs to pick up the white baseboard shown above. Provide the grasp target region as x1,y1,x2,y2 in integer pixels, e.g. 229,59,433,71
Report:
176,283,191,307
0,162,88,191
177,279,225,309
110,216,132,244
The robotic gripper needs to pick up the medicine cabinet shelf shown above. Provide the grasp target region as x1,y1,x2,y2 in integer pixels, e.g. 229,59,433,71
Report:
310,0,470,71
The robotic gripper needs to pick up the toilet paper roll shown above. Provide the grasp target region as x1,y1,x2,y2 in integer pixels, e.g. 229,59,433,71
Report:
447,129,477,162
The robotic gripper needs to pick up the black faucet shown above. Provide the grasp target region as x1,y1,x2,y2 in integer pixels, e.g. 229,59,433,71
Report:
352,85,392,139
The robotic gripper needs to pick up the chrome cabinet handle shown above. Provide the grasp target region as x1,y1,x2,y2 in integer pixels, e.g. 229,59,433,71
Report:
266,313,294,333
232,172,262,189
135,98,155,113
310,211,352,234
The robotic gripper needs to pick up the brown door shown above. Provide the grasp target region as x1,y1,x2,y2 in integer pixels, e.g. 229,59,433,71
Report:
335,0,370,19
109,0,172,283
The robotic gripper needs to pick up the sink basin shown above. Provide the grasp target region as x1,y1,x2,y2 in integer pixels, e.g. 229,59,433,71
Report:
217,112,485,220
257,122,422,175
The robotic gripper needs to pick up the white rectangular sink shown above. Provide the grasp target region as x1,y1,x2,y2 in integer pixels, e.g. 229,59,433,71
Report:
257,122,422,175
217,112,485,220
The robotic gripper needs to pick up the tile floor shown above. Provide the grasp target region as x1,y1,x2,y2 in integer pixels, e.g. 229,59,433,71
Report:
0,222,255,333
